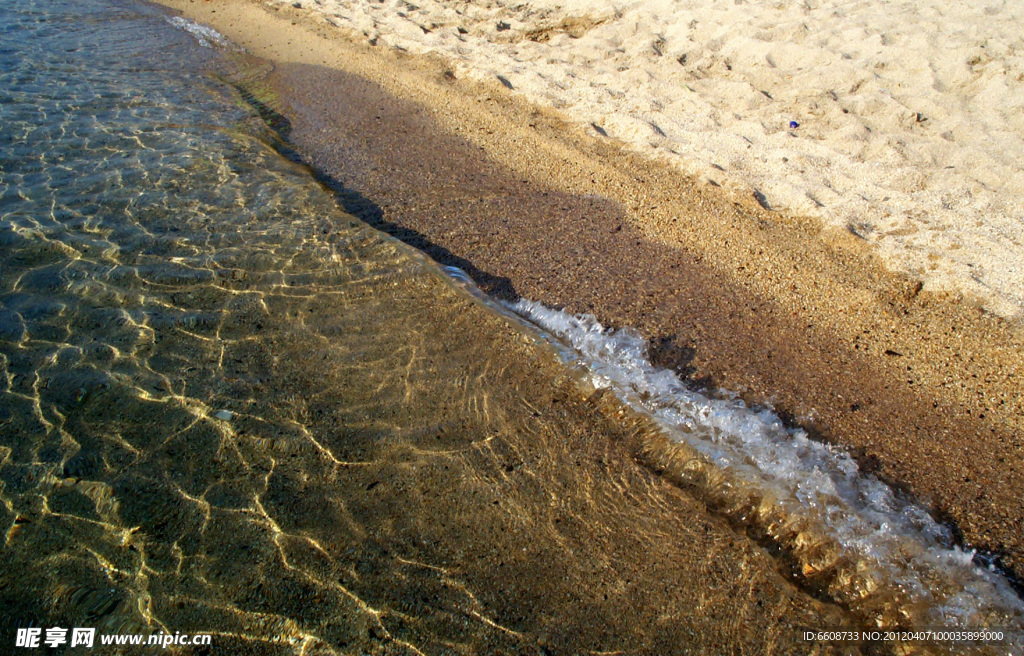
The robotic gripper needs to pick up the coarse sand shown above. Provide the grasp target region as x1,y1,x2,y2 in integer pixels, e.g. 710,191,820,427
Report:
272,0,1024,321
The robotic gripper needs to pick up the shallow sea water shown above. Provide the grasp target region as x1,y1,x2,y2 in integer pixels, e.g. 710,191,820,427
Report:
0,1,852,654
0,1,1020,654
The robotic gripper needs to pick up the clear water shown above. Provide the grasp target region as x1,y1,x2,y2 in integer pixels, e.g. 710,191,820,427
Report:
1,1,853,653
0,0,1020,653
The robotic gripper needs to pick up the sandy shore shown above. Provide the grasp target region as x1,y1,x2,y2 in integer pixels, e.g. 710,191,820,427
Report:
3,5,878,651
153,0,1024,585
272,0,1024,321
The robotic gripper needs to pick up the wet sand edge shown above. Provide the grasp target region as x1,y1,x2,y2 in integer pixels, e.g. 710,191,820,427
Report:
151,0,1024,581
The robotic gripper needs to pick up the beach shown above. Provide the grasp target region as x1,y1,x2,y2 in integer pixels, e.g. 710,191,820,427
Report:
1,0,1022,651
150,0,1024,585
0,3,872,652
277,0,1024,322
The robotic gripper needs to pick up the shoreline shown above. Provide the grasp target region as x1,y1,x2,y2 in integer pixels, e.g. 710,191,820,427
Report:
1,4,868,652
153,0,1024,581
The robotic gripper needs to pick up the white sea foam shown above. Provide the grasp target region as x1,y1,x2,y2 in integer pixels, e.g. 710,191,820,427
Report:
274,0,1024,319
166,16,231,49
507,298,1024,643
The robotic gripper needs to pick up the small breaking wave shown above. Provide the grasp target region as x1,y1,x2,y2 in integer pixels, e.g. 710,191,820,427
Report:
506,298,1023,648
166,16,231,49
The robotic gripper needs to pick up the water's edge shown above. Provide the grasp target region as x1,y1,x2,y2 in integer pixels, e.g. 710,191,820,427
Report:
155,9,1024,651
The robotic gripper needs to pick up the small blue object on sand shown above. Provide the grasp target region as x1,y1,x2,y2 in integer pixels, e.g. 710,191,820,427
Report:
789,120,800,128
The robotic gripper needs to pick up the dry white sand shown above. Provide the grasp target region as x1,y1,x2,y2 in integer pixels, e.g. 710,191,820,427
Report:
271,0,1024,319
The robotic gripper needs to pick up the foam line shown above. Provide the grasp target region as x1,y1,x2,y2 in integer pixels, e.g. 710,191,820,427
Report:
508,298,1023,643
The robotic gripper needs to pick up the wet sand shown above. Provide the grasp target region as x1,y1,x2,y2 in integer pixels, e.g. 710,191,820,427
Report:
152,0,1024,585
